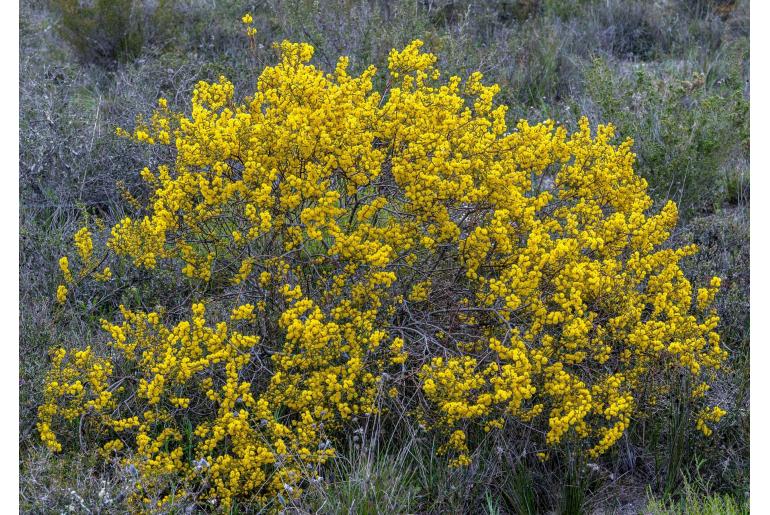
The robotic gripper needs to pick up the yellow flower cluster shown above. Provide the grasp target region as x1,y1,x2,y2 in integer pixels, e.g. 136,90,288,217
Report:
58,256,71,283
242,12,256,37
55,228,107,303
42,36,726,509
73,227,93,263
55,284,67,305
696,405,727,436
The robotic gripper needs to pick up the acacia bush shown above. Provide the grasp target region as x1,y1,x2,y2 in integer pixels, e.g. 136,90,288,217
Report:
38,32,728,511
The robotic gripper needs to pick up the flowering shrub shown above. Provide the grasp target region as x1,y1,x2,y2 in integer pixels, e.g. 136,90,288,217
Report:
39,35,726,510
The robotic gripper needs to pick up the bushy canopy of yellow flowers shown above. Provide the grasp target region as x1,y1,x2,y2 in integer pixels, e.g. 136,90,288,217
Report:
42,37,726,510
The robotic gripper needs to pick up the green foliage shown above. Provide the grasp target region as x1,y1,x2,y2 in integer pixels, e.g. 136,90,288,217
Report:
300,447,422,514
584,53,748,218
500,462,539,515
646,479,749,515
52,0,142,65
50,0,183,66
662,375,695,496
542,0,600,19
503,17,576,106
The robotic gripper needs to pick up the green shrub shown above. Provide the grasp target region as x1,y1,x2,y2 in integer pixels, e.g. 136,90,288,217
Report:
584,55,748,218
50,0,181,66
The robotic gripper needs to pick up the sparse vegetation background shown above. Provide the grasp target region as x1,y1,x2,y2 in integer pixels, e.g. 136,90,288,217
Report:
20,0,749,513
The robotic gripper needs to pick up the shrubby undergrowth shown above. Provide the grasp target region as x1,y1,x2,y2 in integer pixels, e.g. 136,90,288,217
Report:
37,34,729,511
